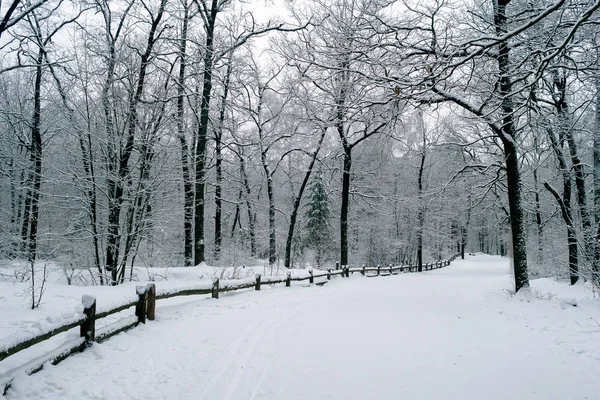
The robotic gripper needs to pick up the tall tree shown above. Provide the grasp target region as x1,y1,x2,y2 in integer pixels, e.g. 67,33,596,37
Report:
303,168,332,267
190,0,298,265
283,0,392,267
176,0,195,266
103,0,167,284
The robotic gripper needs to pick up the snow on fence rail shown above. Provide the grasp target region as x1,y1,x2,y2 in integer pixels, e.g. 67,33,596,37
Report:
0,255,458,395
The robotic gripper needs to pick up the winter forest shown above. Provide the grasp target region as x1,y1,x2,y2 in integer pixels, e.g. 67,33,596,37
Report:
1,0,600,293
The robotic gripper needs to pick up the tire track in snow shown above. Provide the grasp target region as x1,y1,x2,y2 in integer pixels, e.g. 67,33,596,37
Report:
219,319,273,400
183,321,260,400
182,317,274,400
247,354,271,400
220,299,302,400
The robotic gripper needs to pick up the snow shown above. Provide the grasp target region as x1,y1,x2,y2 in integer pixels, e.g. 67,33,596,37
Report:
95,316,139,342
0,313,85,356
80,295,95,310
2,255,600,399
135,286,147,296
0,262,306,353
0,337,85,393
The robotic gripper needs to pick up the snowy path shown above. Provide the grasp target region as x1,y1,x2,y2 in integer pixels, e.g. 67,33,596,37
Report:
5,255,600,399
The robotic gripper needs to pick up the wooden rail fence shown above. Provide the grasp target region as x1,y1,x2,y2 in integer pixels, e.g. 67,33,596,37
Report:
0,255,458,395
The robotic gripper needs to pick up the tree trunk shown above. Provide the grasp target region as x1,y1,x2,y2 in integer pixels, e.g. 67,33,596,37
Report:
258,118,276,266
194,1,218,265
8,158,17,258
214,59,232,260
503,139,529,291
595,76,600,280
495,0,529,291
533,164,543,267
284,128,326,268
20,169,31,255
239,153,256,256
546,127,578,284
554,71,592,264
266,171,276,266
461,194,472,260
27,49,44,266
177,0,194,267
340,146,351,266
416,144,426,272
231,189,242,237
101,9,119,283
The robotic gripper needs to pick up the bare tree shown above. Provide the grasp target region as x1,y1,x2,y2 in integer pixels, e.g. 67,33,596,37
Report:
101,0,168,284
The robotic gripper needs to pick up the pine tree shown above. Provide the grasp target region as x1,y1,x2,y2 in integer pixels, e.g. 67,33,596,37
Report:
304,170,332,267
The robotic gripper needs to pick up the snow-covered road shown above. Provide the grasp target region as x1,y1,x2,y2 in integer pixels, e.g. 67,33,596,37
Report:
6,255,600,399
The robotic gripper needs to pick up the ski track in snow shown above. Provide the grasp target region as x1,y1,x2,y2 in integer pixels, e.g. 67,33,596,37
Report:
3,255,600,400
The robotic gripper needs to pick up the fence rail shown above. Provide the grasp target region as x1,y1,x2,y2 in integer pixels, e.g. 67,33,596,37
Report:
0,254,458,395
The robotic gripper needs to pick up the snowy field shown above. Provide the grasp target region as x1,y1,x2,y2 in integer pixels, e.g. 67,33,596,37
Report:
3,255,600,399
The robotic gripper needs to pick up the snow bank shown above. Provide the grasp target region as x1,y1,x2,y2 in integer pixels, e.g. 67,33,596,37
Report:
4,254,600,400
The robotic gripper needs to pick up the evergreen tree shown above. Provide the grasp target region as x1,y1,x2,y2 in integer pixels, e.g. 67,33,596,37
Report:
304,170,332,267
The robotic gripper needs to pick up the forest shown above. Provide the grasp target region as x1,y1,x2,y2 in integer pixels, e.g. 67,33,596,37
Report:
0,0,599,293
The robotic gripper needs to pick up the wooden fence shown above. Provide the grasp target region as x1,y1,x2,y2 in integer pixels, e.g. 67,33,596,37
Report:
0,255,458,395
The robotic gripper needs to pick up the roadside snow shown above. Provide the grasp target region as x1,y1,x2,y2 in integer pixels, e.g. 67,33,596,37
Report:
3,255,600,399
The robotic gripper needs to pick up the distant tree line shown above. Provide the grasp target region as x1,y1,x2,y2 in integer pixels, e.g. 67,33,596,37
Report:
0,0,599,293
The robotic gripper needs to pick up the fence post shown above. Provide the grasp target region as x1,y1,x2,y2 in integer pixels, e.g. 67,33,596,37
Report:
135,286,148,324
255,274,261,290
309,269,314,284
389,264,393,275
335,261,340,270
80,295,96,346
327,269,331,280
212,278,220,299
146,283,156,321
345,266,350,278
377,265,380,276
286,271,291,287
361,265,366,276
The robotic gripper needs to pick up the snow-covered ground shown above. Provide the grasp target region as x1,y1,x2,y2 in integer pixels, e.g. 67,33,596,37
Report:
0,261,301,357
3,255,600,399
